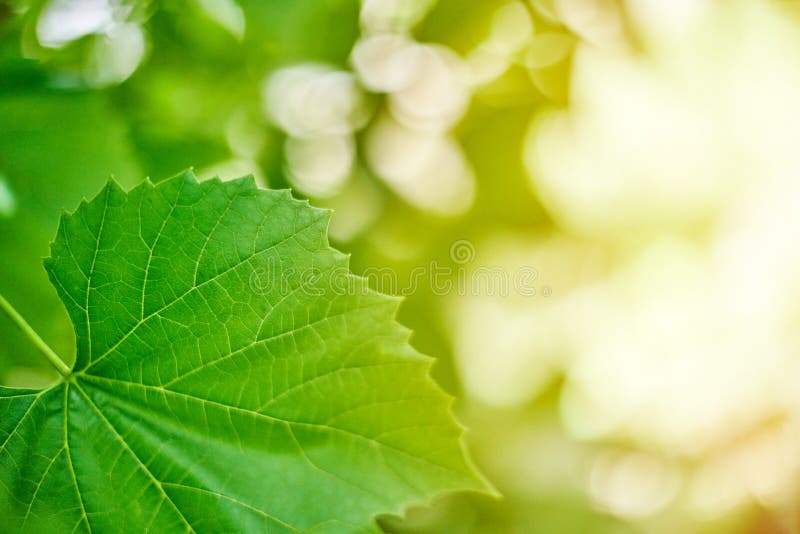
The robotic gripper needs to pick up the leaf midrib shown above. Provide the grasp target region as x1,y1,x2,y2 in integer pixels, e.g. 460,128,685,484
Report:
82,374,461,476
81,213,323,374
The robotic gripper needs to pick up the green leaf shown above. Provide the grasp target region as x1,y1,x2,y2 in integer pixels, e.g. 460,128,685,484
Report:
0,171,483,533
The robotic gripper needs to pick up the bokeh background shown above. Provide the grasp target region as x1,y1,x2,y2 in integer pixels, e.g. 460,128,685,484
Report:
2,0,800,532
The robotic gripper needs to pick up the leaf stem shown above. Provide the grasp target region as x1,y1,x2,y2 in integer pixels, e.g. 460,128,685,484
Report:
0,292,71,377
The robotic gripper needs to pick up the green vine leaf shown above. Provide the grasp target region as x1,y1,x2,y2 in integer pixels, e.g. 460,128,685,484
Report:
0,171,483,533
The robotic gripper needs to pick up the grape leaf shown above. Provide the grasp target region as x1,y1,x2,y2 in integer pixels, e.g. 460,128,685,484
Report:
0,171,483,533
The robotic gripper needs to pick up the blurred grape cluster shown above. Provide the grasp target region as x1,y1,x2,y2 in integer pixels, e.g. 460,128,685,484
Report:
3,0,800,532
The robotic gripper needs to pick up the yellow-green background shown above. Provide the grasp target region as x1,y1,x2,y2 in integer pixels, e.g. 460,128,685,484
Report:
2,0,798,532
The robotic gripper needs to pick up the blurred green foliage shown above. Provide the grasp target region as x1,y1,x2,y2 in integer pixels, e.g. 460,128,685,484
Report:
0,3,564,530
0,0,560,390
